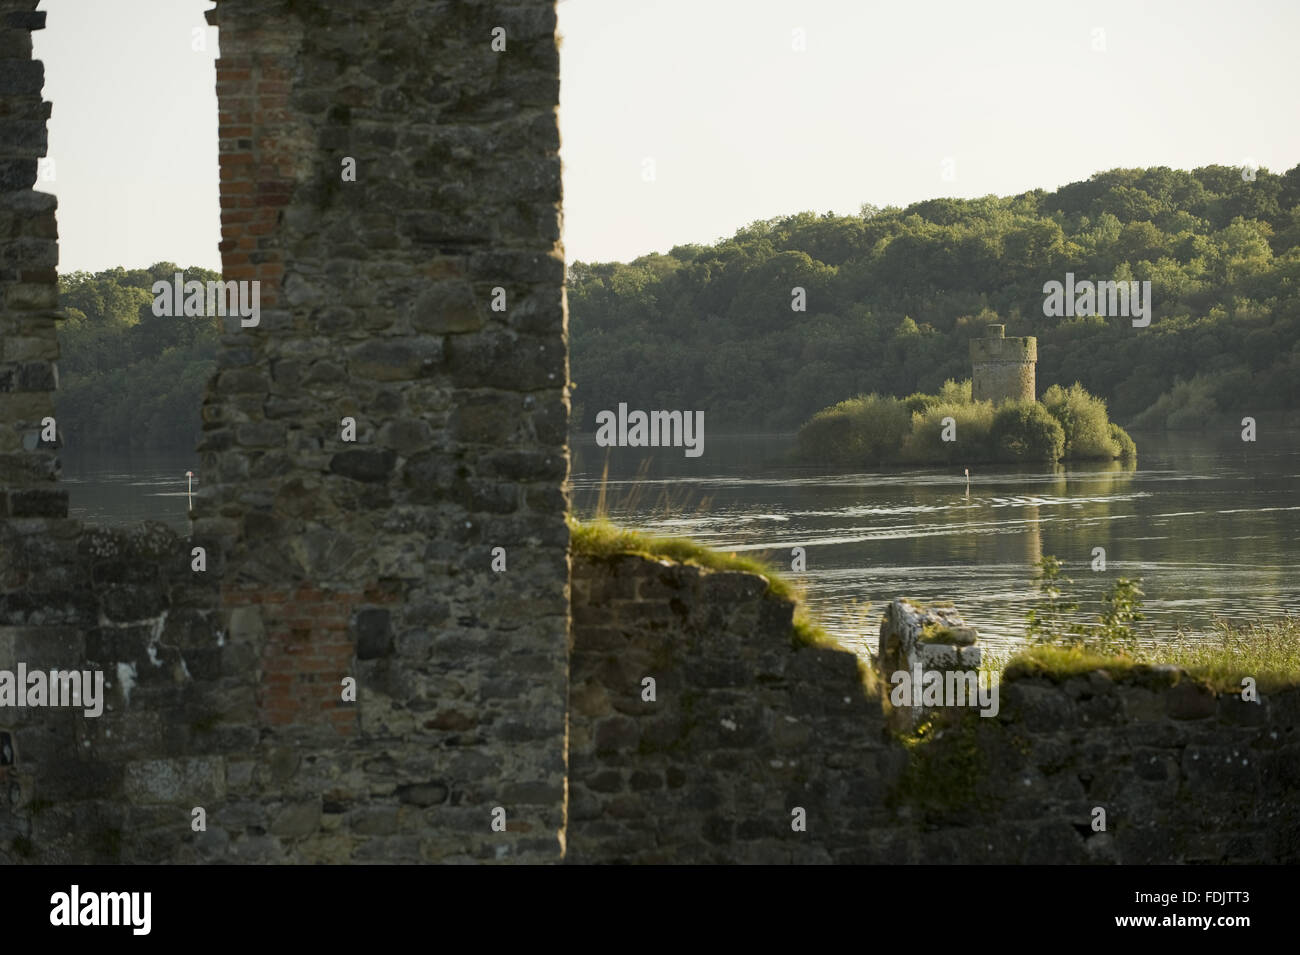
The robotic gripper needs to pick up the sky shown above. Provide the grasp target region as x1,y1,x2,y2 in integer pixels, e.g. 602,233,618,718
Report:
31,0,1300,273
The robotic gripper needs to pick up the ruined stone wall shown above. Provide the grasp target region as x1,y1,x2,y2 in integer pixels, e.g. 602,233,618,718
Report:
2,0,570,863
4,0,1296,866
566,554,895,863
195,0,570,864
567,552,1300,864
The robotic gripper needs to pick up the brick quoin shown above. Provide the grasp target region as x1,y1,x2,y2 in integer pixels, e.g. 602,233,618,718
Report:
216,43,295,310
243,585,365,735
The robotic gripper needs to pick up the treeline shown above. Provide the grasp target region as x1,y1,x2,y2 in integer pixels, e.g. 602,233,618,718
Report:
55,264,220,450
50,164,1300,451
569,164,1300,431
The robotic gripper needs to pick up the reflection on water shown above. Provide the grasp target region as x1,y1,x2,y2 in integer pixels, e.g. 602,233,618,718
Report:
572,432,1300,658
62,450,199,532
57,433,1300,660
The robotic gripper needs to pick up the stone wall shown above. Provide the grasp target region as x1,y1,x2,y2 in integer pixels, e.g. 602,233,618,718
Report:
3,0,1296,866
567,552,1300,864
2,0,571,863
566,554,895,863
971,323,1036,404
0,520,223,862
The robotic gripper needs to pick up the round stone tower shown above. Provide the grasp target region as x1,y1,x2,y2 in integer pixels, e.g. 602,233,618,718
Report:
970,324,1036,404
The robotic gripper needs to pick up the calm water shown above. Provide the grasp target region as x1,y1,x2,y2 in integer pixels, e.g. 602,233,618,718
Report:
62,450,200,530
570,432,1300,659
60,433,1300,658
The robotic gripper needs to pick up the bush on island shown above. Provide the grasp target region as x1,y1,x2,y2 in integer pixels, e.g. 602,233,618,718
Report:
989,401,1066,462
797,378,1136,466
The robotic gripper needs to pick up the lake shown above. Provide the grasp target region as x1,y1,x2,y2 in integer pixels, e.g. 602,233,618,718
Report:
570,431,1300,659
59,431,1300,659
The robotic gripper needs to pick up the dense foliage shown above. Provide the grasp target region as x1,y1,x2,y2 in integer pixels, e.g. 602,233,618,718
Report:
569,164,1300,432
795,378,1133,466
52,165,1300,450
55,264,220,450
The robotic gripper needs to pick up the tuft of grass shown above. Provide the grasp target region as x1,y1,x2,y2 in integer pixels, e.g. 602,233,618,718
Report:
569,517,797,602
570,517,852,653
791,612,839,651
1002,617,1300,693
1004,644,1150,685
1144,618,1300,693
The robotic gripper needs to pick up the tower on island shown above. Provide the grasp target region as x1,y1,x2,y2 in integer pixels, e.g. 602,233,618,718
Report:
971,324,1036,404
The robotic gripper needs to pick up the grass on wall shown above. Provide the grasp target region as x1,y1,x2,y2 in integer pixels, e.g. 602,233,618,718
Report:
1003,619,1300,693
569,517,841,651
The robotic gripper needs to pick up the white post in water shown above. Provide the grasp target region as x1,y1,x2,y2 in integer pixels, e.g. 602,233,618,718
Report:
185,470,193,512
964,467,970,495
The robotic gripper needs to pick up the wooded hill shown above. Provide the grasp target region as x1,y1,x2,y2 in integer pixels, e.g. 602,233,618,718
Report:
52,165,1300,450
569,164,1300,432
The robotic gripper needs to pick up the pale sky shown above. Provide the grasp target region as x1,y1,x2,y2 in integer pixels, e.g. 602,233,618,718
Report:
32,0,1300,273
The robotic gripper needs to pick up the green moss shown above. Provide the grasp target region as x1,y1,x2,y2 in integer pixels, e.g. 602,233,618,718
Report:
570,517,798,602
888,713,998,816
571,517,848,654
856,659,880,698
919,623,957,644
1004,645,1147,684
791,612,840,650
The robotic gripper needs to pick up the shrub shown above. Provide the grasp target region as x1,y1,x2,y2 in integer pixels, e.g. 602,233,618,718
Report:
797,406,855,463
1092,577,1145,653
1041,382,1118,459
902,392,935,415
1024,553,1148,654
1025,555,1079,644
1130,371,1233,430
845,394,913,462
899,400,994,464
796,393,911,465
935,378,973,404
989,400,1066,462
1109,422,1137,460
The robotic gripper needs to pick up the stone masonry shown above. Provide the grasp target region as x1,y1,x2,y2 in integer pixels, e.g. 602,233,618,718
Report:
971,323,1036,404
567,553,1300,864
1,0,1296,865
2,0,570,863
